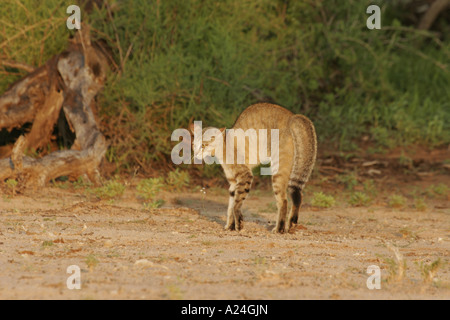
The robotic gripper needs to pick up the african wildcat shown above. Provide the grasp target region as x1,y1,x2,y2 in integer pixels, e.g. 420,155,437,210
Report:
190,103,317,233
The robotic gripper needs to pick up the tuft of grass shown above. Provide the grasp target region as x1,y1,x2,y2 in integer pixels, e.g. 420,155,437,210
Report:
414,198,428,212
348,192,371,207
166,169,190,191
136,178,165,200
426,183,449,199
41,240,54,248
143,199,165,210
5,179,18,196
166,283,183,300
398,152,413,168
363,179,378,197
91,179,126,200
73,176,93,189
417,258,443,284
136,178,165,210
311,192,335,208
85,254,99,270
388,195,407,209
336,172,358,190
384,243,407,283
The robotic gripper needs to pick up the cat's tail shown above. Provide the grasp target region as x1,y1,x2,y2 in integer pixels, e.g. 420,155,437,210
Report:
287,114,317,192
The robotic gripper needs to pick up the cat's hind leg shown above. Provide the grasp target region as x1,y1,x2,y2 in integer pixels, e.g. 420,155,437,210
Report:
271,173,289,233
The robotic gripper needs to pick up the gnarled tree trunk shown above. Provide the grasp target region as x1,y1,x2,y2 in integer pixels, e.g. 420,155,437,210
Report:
0,26,108,186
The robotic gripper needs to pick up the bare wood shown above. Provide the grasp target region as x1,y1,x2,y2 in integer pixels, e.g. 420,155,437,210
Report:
418,0,450,30
0,60,35,73
0,26,109,186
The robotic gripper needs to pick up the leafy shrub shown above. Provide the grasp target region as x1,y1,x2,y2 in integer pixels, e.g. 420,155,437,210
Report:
388,195,407,209
92,179,126,200
349,192,372,207
166,169,190,191
136,178,165,200
1,1,449,175
311,192,335,208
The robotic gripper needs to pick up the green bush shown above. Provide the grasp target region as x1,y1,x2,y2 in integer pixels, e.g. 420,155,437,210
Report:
1,0,449,175
136,177,165,200
311,192,335,208
349,192,372,207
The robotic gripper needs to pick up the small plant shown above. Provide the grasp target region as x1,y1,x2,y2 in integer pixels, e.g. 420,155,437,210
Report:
414,198,427,212
311,192,335,208
143,199,165,210
137,178,165,200
363,179,377,197
388,195,406,209
398,152,413,168
384,243,407,283
5,179,18,196
42,240,54,248
348,192,371,207
73,176,93,189
166,168,190,191
426,183,449,199
92,179,125,200
137,178,165,210
253,256,267,266
85,254,99,270
416,258,443,284
336,172,358,190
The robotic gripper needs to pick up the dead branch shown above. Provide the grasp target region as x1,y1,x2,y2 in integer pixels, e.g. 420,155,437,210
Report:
0,26,108,186
418,0,450,30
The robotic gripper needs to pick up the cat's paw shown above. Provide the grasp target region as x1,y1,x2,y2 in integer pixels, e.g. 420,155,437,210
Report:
271,225,285,234
224,223,235,231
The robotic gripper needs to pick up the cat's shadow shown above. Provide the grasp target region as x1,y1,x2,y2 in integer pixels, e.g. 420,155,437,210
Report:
174,196,273,231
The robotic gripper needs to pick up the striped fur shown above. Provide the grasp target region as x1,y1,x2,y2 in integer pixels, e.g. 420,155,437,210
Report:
193,103,317,233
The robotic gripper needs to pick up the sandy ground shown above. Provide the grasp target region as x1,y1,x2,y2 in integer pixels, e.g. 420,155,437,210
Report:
0,178,449,300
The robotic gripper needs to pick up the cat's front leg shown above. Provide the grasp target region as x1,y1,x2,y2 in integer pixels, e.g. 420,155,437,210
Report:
224,190,236,231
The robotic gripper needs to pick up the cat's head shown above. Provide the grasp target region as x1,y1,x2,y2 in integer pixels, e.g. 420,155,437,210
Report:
189,123,225,161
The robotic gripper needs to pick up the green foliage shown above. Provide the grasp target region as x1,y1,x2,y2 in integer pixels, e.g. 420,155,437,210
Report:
416,258,443,284
92,179,126,200
5,179,18,196
336,172,358,190
136,178,165,200
311,192,335,208
349,192,372,207
1,1,449,174
414,198,427,212
136,178,166,209
143,199,165,210
166,168,190,191
0,0,71,93
388,195,407,209
363,179,378,197
85,254,99,269
426,183,449,199
41,240,54,248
